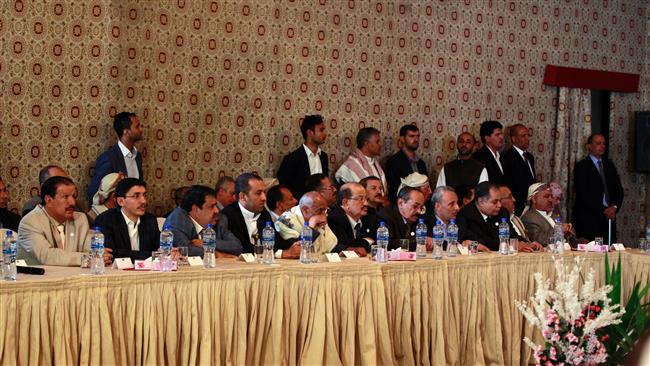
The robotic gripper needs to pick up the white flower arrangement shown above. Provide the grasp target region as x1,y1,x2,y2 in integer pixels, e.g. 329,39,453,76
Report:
516,256,625,365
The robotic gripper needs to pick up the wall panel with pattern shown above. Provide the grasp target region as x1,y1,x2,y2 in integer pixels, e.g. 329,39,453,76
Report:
1,1,648,243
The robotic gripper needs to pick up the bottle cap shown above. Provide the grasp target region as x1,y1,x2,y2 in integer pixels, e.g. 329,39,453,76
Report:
94,226,100,231
162,224,170,230
418,218,424,223
450,219,455,224
5,230,13,236
436,219,442,225
501,218,506,223
266,221,272,226
206,223,213,229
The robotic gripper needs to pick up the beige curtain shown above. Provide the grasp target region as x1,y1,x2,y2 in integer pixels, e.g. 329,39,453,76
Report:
550,87,592,221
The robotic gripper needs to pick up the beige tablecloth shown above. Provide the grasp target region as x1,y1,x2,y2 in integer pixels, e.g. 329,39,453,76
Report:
1,251,648,365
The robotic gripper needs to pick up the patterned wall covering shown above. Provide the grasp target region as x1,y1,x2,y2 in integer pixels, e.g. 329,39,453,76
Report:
1,1,648,243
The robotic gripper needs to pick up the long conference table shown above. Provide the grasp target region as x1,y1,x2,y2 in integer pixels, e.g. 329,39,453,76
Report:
2,251,650,365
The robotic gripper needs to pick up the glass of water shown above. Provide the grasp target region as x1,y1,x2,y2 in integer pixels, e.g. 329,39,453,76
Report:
399,239,410,252
469,241,478,254
370,245,379,261
509,238,518,255
639,238,647,252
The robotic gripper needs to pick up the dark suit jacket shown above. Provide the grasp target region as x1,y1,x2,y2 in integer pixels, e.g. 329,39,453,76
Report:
473,146,505,184
87,144,144,203
163,207,242,257
377,205,417,250
501,146,536,215
385,149,428,202
221,202,292,254
327,205,379,252
277,145,329,199
94,208,160,261
0,208,21,232
572,156,624,241
456,203,509,251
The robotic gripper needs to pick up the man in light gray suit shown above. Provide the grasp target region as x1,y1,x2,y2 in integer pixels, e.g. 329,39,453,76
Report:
164,185,241,257
521,183,575,245
17,176,112,266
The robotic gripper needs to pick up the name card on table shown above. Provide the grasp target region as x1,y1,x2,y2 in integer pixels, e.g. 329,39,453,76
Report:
577,243,609,252
564,243,572,251
324,253,342,262
113,257,134,269
239,253,256,263
134,260,153,270
16,259,27,267
187,256,204,267
341,250,359,258
612,243,626,251
387,250,416,261
458,246,470,256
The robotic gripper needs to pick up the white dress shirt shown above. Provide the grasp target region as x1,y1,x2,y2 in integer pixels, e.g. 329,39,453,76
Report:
513,145,534,177
117,140,140,178
435,166,489,187
121,209,140,251
303,144,323,175
487,146,504,173
536,209,556,227
239,203,260,244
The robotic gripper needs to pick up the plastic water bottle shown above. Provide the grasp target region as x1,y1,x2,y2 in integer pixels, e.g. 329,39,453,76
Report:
498,218,510,255
262,221,275,264
415,219,428,259
202,224,217,268
376,221,389,263
300,223,312,264
2,230,17,281
159,224,174,271
554,218,565,254
446,219,459,257
90,227,105,275
432,220,445,259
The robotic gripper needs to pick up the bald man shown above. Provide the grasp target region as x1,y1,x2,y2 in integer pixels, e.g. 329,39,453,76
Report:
436,132,488,191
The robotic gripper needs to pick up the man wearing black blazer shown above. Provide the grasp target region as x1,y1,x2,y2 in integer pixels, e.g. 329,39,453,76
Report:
327,183,379,254
87,112,144,204
385,124,428,202
277,115,329,199
94,178,159,261
456,182,509,251
377,187,425,251
572,134,624,242
473,120,505,185
501,124,536,215
222,173,300,258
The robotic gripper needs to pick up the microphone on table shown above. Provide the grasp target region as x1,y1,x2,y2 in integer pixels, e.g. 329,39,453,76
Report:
17,266,45,275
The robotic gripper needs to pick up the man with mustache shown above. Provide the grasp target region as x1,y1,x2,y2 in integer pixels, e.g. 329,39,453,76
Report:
17,176,111,266
385,124,428,202
94,178,160,261
436,132,488,191
360,176,388,213
378,187,426,250
327,183,378,256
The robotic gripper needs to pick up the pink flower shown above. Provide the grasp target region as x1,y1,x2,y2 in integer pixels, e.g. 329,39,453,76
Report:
551,333,561,342
550,347,557,361
565,333,579,344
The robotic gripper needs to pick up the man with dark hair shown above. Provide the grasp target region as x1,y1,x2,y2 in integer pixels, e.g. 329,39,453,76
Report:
572,133,624,241
385,124,428,202
266,184,297,223
305,173,337,207
327,183,378,255
359,176,388,213
214,176,236,210
498,184,541,252
164,185,241,257
163,186,190,217
436,132,488,191
335,127,387,189
455,184,475,209
377,187,425,250
21,165,69,216
87,111,144,204
0,177,21,231
277,114,329,198
94,178,160,261
18,177,109,266
501,124,536,215
473,120,505,184
456,181,509,251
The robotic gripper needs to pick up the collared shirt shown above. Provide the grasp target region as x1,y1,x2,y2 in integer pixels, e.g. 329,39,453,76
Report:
56,224,66,249
435,165,489,187
269,210,281,224
303,144,323,175
589,154,609,207
513,145,534,177
346,214,361,238
239,202,260,244
120,209,140,251
363,155,382,178
117,140,140,178
487,146,504,173
536,209,556,228
189,216,204,239
509,214,525,238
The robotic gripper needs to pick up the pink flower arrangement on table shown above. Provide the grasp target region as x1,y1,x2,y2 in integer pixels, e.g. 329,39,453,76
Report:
516,257,624,366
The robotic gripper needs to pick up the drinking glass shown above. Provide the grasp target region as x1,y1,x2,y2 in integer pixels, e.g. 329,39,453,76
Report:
370,245,379,261
509,238,518,255
638,238,647,252
595,237,604,251
80,253,91,268
469,241,478,254
178,246,189,265
399,239,410,252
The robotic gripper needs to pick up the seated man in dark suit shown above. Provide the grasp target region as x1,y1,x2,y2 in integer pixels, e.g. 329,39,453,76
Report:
164,185,241,257
0,177,21,231
456,182,509,251
277,115,329,199
327,183,379,255
385,124,428,202
497,184,541,252
360,176,389,214
266,184,297,223
378,187,425,250
222,173,300,258
94,178,160,261
87,112,144,204
305,173,338,207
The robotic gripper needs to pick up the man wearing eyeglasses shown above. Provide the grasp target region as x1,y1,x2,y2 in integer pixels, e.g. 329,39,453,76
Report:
327,183,379,256
94,178,161,261
305,173,337,207
275,191,338,255
377,187,425,250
